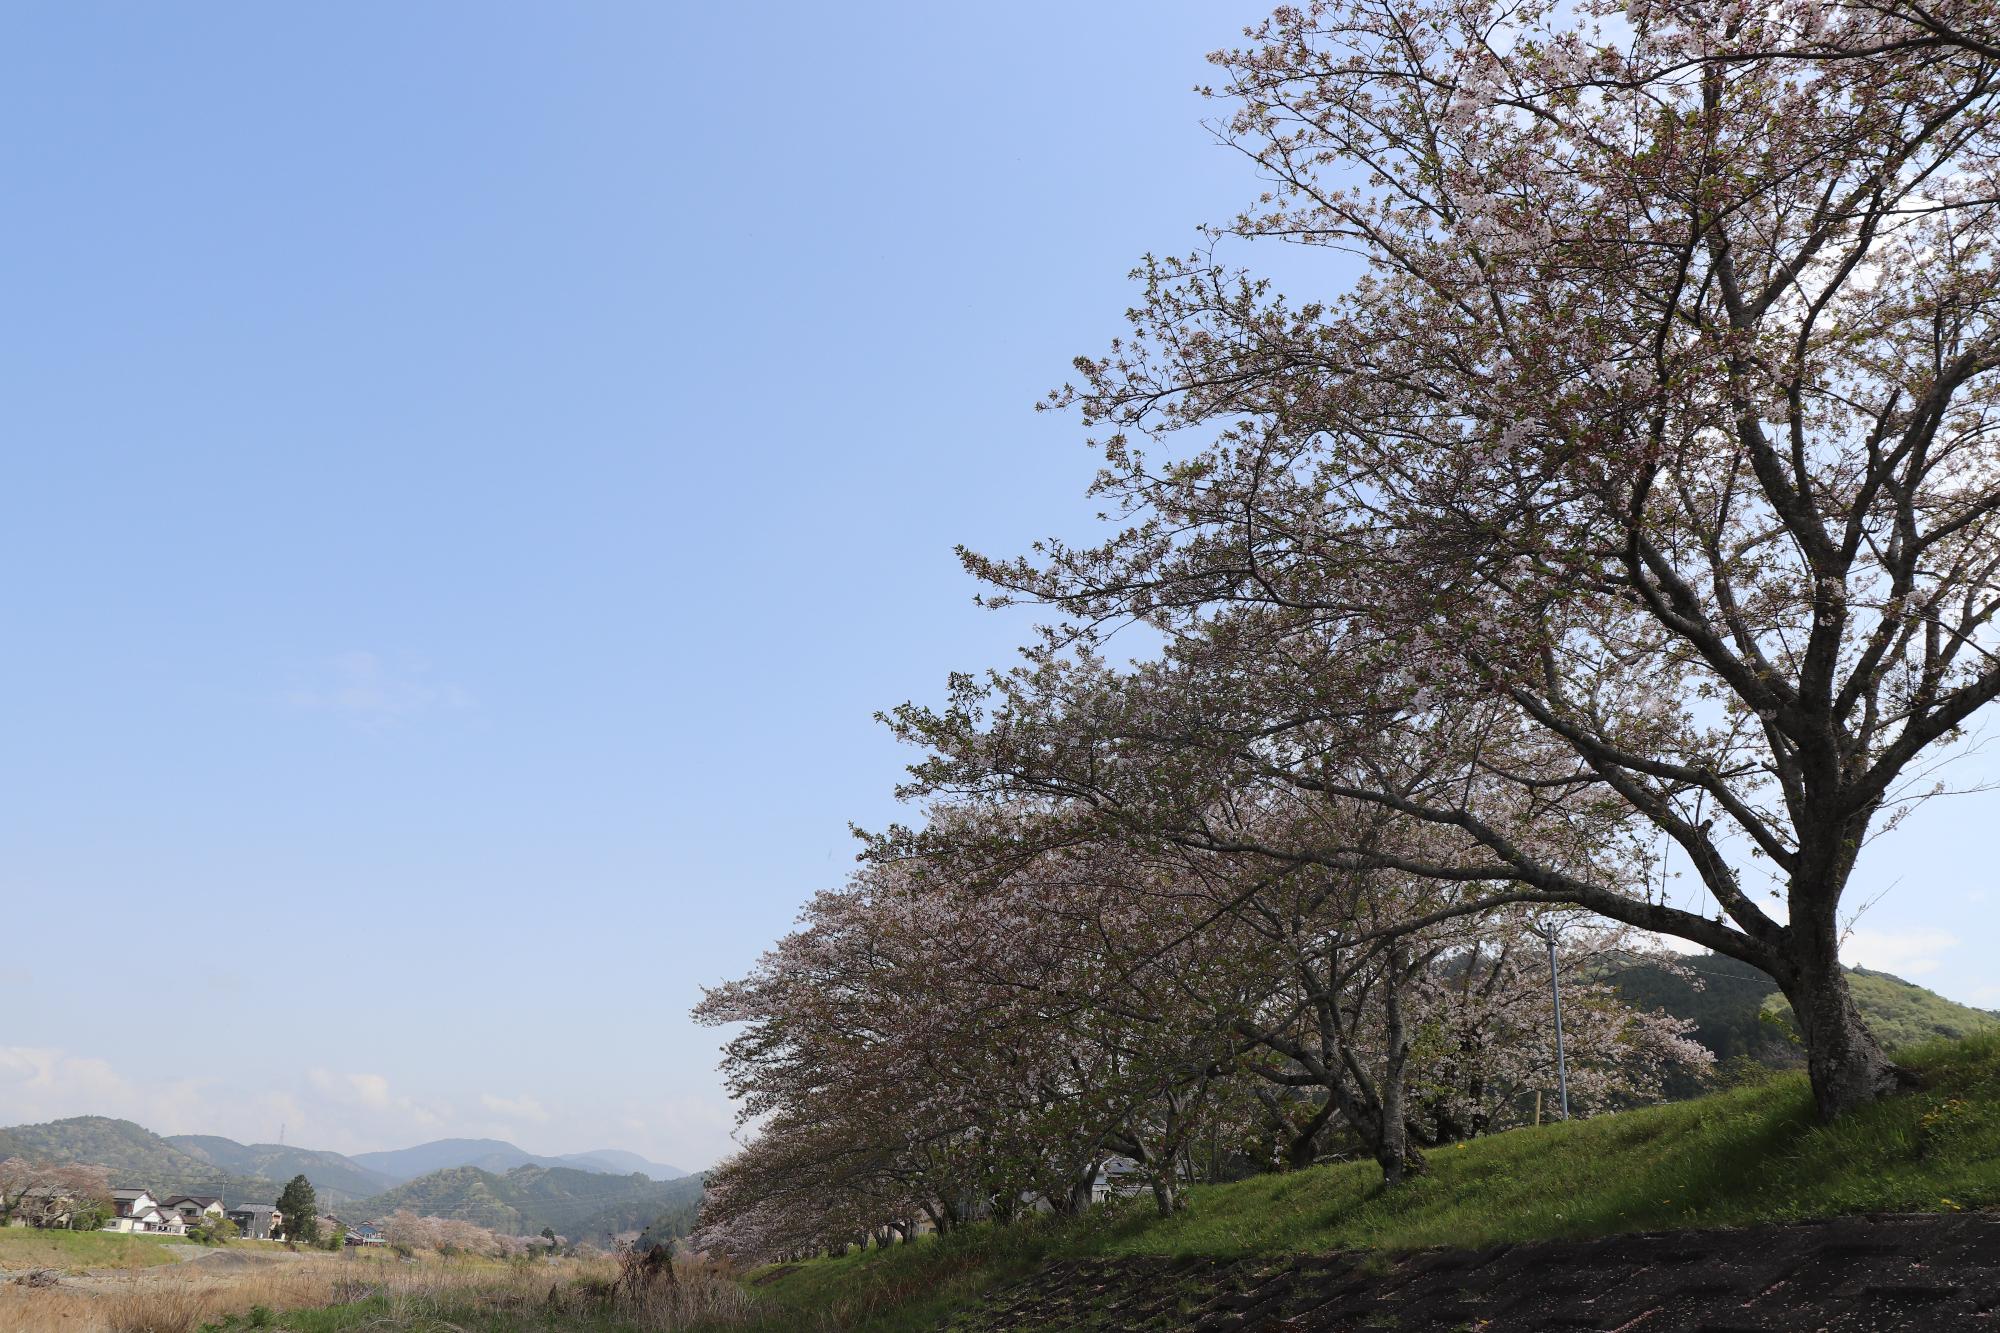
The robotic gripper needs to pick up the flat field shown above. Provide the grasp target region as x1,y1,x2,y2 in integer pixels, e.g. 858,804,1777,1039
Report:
0,1227,190,1274
0,1241,747,1333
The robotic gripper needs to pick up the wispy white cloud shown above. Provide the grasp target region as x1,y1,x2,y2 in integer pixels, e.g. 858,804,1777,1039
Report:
480,1093,551,1124
0,1045,726,1168
610,1095,736,1170
305,1068,446,1130
0,1046,132,1110
1841,927,1959,977
284,651,474,724
0,1046,207,1132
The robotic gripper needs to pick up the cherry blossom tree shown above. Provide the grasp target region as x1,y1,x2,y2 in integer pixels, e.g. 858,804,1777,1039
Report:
950,0,2000,1119
1405,920,1714,1141
697,767,1704,1238
0,1158,112,1229
694,833,1264,1253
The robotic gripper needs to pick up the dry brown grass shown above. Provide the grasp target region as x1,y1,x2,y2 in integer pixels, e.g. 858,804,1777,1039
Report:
596,1252,763,1331
1,1249,550,1333
0,1248,764,1333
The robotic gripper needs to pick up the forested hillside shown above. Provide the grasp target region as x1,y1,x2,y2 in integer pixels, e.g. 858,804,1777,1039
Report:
348,1163,704,1241
165,1135,397,1202
0,1117,275,1202
1609,956,1998,1097
1765,967,2000,1051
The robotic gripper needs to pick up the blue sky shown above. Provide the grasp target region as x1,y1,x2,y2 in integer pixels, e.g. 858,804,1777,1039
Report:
1,4,1993,1173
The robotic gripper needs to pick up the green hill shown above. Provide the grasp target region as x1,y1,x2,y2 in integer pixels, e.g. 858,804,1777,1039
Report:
348,1163,704,1241
741,1033,2000,1333
163,1135,396,1203
0,1116,276,1204
1608,954,1997,1095
1761,966,2000,1051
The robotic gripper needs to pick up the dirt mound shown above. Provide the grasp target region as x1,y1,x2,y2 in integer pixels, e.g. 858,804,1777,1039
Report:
944,1211,2000,1331
179,1247,307,1272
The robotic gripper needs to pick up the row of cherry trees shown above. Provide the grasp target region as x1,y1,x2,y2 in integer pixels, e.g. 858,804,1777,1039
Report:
692,810,1708,1261
377,1209,552,1258
696,0,2000,1265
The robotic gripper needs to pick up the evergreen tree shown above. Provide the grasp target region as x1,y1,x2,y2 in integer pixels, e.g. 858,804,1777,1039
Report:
275,1175,318,1244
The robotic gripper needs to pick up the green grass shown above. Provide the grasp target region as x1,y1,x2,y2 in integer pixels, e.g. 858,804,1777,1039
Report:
0,1225,191,1272
736,1033,2000,1332
729,1216,1108,1333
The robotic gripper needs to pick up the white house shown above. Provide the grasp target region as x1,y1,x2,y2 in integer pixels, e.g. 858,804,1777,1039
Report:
163,1195,226,1223
1090,1157,1146,1205
103,1188,158,1232
102,1188,193,1235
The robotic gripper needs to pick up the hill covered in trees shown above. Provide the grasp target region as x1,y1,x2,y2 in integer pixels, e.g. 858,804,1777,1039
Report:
1766,967,2000,1050
1608,956,1998,1096
348,1163,704,1241
0,1119,699,1223
0,1117,278,1203
164,1135,398,1202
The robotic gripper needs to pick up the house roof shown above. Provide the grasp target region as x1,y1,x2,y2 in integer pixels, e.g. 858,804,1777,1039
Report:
111,1188,153,1201
228,1204,276,1216
164,1195,223,1207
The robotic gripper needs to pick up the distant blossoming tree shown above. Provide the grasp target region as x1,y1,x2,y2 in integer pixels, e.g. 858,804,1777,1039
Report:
0,1158,111,1229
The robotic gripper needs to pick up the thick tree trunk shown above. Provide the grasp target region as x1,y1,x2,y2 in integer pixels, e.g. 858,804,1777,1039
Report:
1283,1098,1336,1169
1046,1167,1095,1217
1375,1138,1426,1186
1370,1081,1425,1184
1782,929,1908,1119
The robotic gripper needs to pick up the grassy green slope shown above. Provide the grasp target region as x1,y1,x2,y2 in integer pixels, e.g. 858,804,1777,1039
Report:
746,1033,2000,1333
0,1227,189,1274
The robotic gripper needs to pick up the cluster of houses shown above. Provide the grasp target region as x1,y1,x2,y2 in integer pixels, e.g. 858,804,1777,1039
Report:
101,1188,382,1244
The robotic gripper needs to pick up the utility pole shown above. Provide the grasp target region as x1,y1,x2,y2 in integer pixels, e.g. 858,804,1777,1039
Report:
1539,921,1570,1120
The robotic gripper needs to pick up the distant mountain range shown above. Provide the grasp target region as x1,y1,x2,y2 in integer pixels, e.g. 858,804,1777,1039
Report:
165,1135,399,1200
0,1117,696,1233
347,1137,683,1185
